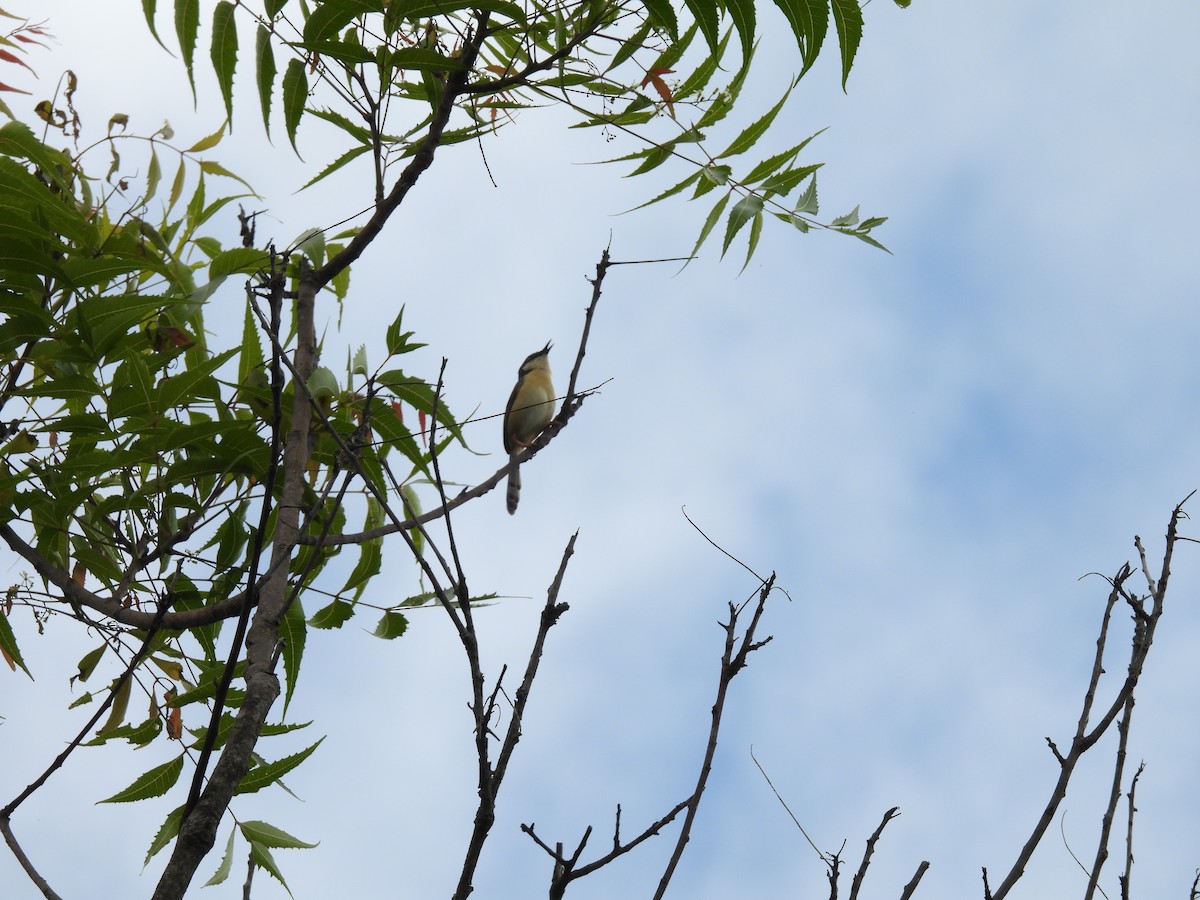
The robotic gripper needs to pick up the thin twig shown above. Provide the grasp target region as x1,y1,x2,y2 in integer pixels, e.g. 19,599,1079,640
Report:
652,574,776,899
750,746,824,859
1119,762,1144,900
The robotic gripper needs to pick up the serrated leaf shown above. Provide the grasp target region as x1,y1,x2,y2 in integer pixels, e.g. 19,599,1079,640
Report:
794,174,819,214
721,194,764,258
298,144,371,191
280,596,306,717
726,0,756,65
185,120,226,153
830,0,864,91
683,0,720,54
175,0,200,100
211,1,238,122
0,608,31,677
372,610,408,639
774,0,828,77
680,192,729,269
302,0,379,42
842,228,891,253
204,826,237,886
606,18,652,72
97,674,133,734
145,146,162,205
249,840,291,895
239,299,265,383
99,754,184,803
240,820,319,849
142,0,169,51
830,204,859,227
740,207,763,274
759,163,821,197
309,598,354,629
235,737,324,794
256,24,276,136
145,805,184,864
282,58,308,154
717,83,792,159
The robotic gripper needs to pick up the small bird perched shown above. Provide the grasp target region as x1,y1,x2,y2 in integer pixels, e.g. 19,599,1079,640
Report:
503,342,555,514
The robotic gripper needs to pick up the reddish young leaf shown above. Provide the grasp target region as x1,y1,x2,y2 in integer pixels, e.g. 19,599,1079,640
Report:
0,49,33,71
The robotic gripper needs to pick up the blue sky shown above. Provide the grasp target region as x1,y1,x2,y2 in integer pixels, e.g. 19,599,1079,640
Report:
4,1,1200,898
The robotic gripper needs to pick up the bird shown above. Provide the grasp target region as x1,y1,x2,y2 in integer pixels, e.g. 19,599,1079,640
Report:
503,342,555,514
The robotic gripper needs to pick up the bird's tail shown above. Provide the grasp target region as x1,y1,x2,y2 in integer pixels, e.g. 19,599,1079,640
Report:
506,455,521,515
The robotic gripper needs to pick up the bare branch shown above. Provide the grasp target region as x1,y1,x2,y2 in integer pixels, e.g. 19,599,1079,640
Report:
848,807,899,900
1119,762,1144,900
986,495,1190,899
899,860,930,900
652,574,776,899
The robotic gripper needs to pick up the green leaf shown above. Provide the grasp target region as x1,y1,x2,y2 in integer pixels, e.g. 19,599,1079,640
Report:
248,840,291,896
298,144,371,191
282,58,308,154
385,306,421,356
774,0,828,77
73,643,107,685
145,146,162,205
830,0,864,90
109,353,157,420
302,0,382,43
372,610,408,639
204,827,237,886
280,597,306,717
740,206,763,274
211,1,239,122
235,737,324,795
145,805,185,864
683,0,720,53
794,173,819,214
626,169,701,212
674,29,730,101
185,120,226,153
643,0,679,41
309,598,355,629
606,18,652,73
716,83,792,159
174,0,200,100
0,608,32,678
721,194,764,258
830,203,859,227
725,0,756,65
239,299,266,383
741,134,821,186
158,347,239,411
759,163,821,197
256,24,277,136
682,192,729,267
209,247,270,279
387,48,465,73
99,754,184,803
97,675,133,735
142,0,169,51
240,820,319,850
